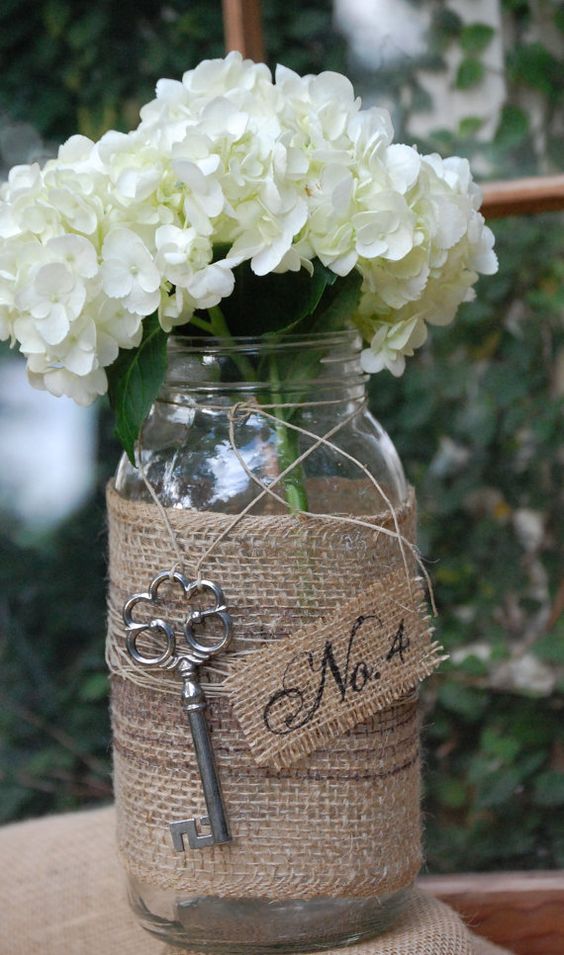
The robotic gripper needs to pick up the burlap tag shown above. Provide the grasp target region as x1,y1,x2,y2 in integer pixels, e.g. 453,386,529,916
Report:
107,482,427,899
226,574,441,769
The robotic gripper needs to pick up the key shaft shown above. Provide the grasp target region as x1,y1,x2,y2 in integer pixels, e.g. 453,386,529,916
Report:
178,662,231,847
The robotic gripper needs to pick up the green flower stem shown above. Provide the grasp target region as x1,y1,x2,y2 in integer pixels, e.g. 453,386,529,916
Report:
189,314,214,333
269,355,309,513
207,306,257,381
201,308,309,513
207,305,232,337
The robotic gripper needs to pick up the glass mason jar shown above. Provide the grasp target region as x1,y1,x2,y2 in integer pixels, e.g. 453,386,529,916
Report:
112,329,418,953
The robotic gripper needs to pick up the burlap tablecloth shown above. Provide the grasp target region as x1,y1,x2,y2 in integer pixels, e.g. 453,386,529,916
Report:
0,806,512,955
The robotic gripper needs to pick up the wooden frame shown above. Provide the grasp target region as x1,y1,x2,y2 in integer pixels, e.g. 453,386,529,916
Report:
420,872,564,954
222,0,265,63
481,176,564,219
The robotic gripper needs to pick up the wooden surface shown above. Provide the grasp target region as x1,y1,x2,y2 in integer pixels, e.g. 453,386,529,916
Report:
420,871,564,954
481,175,564,218
222,0,265,61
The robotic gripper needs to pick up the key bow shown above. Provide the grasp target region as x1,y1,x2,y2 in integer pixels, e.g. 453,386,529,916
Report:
123,570,190,669
184,578,232,664
122,572,233,670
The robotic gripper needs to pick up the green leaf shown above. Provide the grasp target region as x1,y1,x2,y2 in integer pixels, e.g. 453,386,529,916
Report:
79,673,108,702
460,23,495,54
458,116,484,138
215,259,336,338
456,654,489,677
455,57,485,89
288,10,327,38
509,43,559,96
481,728,521,762
257,268,363,403
437,683,488,721
533,628,564,665
501,0,529,12
310,268,363,335
66,10,107,49
435,776,468,809
517,752,546,780
433,8,463,40
107,314,168,464
533,771,564,807
476,767,522,808
411,81,433,114
430,129,455,152
42,0,70,39
494,105,530,148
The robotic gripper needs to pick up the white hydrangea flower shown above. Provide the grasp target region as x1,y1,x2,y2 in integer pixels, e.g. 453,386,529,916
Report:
172,159,225,237
27,357,108,405
0,51,497,403
187,261,235,308
96,130,168,209
155,225,211,287
44,170,101,236
15,263,87,346
360,317,427,376
101,229,161,316
93,296,144,365
226,186,308,276
47,234,99,279
467,214,498,276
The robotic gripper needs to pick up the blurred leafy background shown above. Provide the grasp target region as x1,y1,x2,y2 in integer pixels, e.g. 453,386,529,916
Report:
0,0,563,873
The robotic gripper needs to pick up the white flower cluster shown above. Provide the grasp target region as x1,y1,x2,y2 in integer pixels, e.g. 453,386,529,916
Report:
0,52,497,402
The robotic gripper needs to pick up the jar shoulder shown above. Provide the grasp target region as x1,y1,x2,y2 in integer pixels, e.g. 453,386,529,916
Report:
115,405,407,514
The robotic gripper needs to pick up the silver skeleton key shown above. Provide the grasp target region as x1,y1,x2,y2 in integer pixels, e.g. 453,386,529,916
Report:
123,571,233,850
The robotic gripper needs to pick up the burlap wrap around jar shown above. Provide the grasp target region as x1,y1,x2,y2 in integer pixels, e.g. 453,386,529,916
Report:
107,483,422,899
106,331,441,952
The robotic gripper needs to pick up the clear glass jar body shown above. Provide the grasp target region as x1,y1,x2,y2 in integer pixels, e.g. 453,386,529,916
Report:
114,331,413,953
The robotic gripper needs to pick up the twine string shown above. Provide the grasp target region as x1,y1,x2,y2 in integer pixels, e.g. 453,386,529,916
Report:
138,438,188,578
193,398,367,579
136,396,436,613
225,398,414,590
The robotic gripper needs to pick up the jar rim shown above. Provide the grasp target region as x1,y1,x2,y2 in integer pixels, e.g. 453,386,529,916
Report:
168,328,362,355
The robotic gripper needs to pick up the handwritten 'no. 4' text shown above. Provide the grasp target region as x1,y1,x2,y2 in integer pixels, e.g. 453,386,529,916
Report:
263,614,410,736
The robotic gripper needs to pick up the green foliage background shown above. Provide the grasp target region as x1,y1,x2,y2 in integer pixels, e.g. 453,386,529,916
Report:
1,0,563,873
